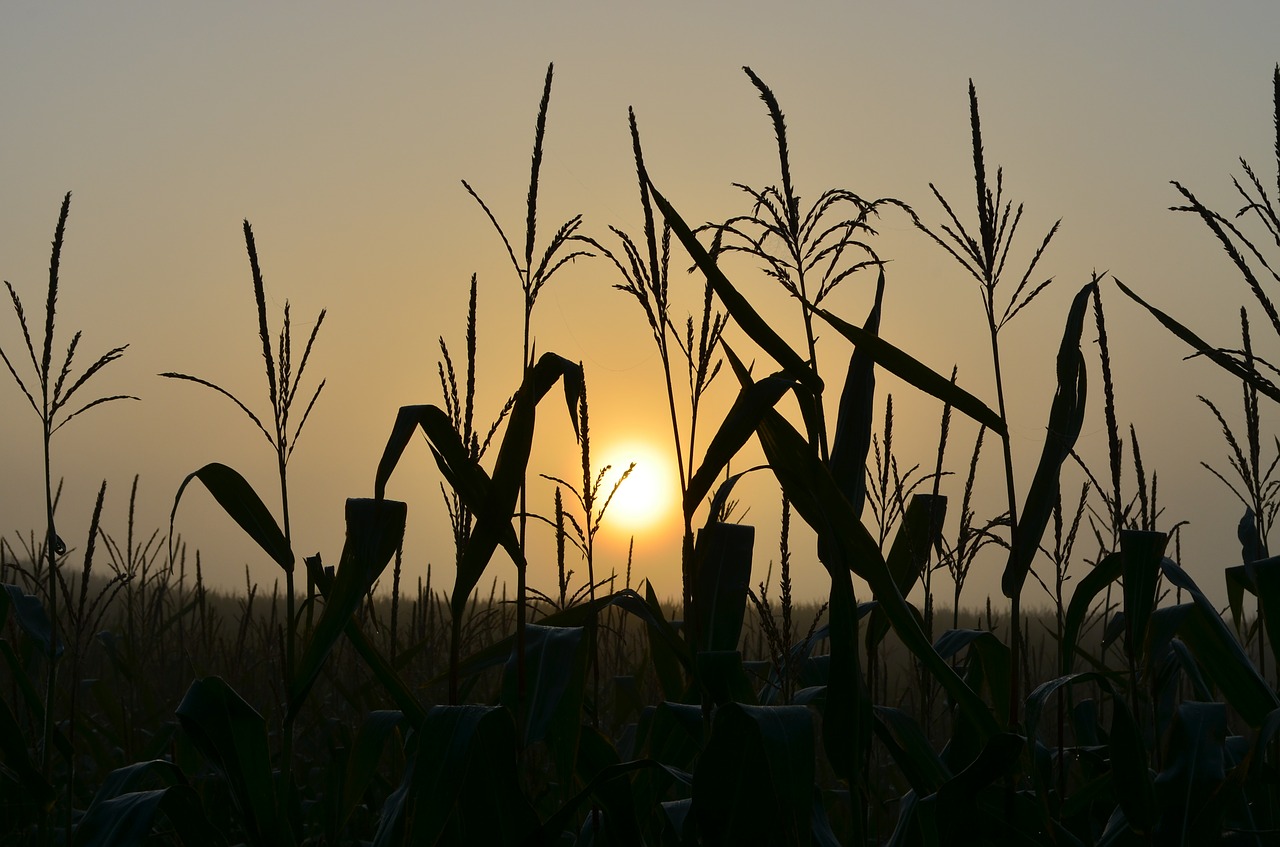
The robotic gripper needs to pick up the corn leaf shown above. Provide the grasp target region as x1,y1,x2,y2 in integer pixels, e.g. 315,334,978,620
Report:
1061,551,1123,675
74,760,224,847
693,522,754,653
73,785,224,847
176,676,293,847
1225,555,1280,673
813,303,1006,437
337,710,406,835
1114,277,1280,404
648,180,821,392
1,583,61,657
170,463,293,573
374,705,537,847
828,270,884,516
1120,530,1167,663
872,705,951,796
1153,701,1227,842
866,495,947,654
692,703,814,847
1159,557,1280,725
290,498,406,718
502,623,588,783
1003,280,1095,599
685,373,793,520
745,381,999,738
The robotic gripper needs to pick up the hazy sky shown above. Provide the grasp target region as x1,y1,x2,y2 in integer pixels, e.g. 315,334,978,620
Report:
4,2,1280,612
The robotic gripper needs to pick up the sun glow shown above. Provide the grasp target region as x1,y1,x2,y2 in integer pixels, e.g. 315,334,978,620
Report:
596,440,677,536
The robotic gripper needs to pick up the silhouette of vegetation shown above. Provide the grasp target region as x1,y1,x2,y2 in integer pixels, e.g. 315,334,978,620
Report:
7,64,1280,846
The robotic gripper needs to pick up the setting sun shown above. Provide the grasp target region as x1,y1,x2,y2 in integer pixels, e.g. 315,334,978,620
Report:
596,440,678,536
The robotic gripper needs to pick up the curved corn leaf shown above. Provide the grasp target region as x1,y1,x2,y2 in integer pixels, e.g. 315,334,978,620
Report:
171,463,293,573
866,494,947,654
74,784,223,847
75,759,224,847
693,522,754,653
1153,701,1227,843
1114,277,1280,404
828,270,884,516
813,302,1005,437
693,704,814,847
446,586,690,685
290,498,406,718
1003,280,1095,599
176,676,293,847
1225,555,1280,673
502,623,588,783
1061,551,1123,675
933,628,1011,726
873,705,951,796
648,180,821,392
1,583,61,657
306,555,426,724
1160,557,1280,725
337,710,405,835
1120,530,1167,663
373,705,537,847
932,732,1024,830
685,372,793,519
1025,672,1154,835
744,379,999,738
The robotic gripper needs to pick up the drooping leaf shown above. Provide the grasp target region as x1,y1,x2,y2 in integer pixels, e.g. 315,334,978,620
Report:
1225,555,1280,674
337,710,405,835
502,623,588,783
1003,280,1096,599
872,705,951,796
866,495,947,654
1120,530,1168,663
1160,557,1280,726
693,704,814,847
1153,701,1227,843
933,628,1011,726
290,498,406,718
74,759,225,847
74,786,224,847
739,365,999,738
828,270,884,517
693,522,754,653
813,302,1005,437
176,677,293,847
1025,672,1153,835
1,583,61,657
685,373,793,519
648,180,821,392
1115,277,1280,404
374,705,537,847
170,463,293,573
1061,551,1123,675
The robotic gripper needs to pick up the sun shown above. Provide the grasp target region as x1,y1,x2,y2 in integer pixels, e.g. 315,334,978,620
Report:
596,440,677,536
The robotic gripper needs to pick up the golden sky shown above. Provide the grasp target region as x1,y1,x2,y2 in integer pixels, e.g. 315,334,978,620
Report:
3,2,1280,611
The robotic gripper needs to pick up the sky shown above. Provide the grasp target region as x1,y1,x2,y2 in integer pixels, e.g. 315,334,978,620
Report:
3,2,1280,614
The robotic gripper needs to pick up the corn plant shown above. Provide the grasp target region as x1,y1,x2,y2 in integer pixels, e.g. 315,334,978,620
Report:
0,192,136,840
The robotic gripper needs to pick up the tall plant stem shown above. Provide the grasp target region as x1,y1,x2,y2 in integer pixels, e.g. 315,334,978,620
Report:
988,316,1022,727
40,421,57,784
278,454,297,777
